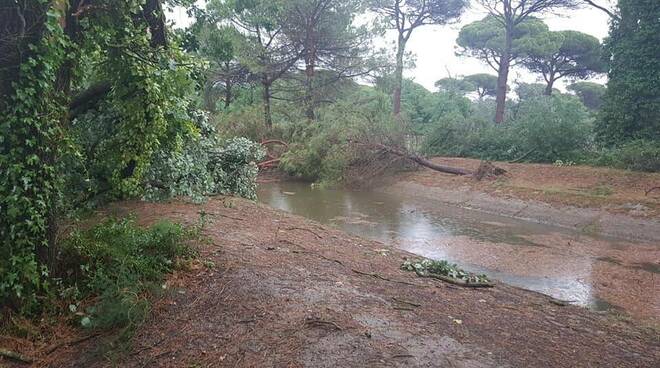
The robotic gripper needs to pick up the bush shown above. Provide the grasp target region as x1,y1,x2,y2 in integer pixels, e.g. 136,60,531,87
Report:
591,139,660,172
57,217,197,333
423,94,594,163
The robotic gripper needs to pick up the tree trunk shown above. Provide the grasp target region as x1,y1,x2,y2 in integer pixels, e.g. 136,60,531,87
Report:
494,27,512,124
224,80,232,109
262,77,273,128
393,35,406,116
544,75,555,96
370,143,472,176
304,57,316,120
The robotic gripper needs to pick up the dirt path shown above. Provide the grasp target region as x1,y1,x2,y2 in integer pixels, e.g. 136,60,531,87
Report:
32,198,658,368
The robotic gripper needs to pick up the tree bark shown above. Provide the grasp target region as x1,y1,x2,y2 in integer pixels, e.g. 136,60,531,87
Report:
304,57,316,120
544,75,555,96
393,35,406,116
494,27,512,124
371,143,472,176
262,77,273,128
224,80,232,109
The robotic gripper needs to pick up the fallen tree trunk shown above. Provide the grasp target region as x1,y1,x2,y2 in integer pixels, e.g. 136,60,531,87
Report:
370,143,472,176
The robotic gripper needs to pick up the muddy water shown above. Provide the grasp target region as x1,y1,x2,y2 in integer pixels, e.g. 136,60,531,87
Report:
258,181,660,321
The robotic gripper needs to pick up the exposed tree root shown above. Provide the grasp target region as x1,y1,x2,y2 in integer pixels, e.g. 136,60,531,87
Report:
473,161,508,181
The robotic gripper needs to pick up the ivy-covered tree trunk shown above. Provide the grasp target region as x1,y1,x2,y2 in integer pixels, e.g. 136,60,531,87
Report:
0,0,67,307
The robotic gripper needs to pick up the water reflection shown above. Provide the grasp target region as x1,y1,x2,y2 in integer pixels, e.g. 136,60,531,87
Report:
258,182,609,309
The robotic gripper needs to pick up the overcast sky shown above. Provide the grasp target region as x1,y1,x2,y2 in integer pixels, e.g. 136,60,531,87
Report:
169,2,610,91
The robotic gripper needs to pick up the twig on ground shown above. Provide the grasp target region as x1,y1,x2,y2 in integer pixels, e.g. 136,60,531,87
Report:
393,306,415,311
391,354,414,359
645,186,660,196
285,227,323,239
392,297,421,307
203,212,246,221
305,319,342,331
351,269,417,286
549,298,576,307
0,348,32,364
44,333,101,354
317,254,344,266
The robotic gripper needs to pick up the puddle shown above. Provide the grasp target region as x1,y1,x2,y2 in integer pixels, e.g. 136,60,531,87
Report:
258,181,660,319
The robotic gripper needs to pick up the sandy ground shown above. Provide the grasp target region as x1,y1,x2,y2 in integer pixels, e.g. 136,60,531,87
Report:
14,197,657,368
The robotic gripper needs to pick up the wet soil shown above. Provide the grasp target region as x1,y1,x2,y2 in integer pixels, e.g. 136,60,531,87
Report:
396,157,660,219
19,198,659,368
258,181,660,323
381,159,660,243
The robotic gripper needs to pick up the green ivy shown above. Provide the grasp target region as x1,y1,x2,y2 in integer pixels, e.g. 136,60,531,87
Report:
0,4,68,308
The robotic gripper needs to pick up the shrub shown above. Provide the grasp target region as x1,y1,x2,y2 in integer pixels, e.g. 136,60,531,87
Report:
592,139,660,172
56,217,197,334
423,94,593,163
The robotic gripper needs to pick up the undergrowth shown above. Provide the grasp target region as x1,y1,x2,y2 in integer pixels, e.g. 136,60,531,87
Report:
54,217,199,340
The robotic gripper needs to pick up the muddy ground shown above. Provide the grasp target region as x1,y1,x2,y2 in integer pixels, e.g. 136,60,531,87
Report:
11,198,657,368
383,158,660,242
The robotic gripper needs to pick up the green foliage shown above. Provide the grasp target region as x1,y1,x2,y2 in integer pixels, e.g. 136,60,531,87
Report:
597,0,660,146
423,94,593,163
522,30,606,93
591,139,660,172
57,218,196,334
567,82,606,110
434,77,474,95
457,16,549,70
0,5,68,310
215,104,282,142
143,113,265,202
401,258,490,284
515,82,556,100
464,73,498,99
2,0,264,312
279,87,401,183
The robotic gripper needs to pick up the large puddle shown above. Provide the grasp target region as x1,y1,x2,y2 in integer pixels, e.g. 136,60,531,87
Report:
258,182,660,321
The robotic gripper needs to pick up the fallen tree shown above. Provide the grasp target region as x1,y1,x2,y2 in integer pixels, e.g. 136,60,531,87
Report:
369,143,473,176
258,139,289,170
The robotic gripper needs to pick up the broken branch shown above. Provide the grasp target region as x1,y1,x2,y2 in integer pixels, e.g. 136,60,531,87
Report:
0,348,33,364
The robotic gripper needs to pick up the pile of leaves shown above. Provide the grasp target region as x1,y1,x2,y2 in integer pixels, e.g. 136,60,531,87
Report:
401,258,491,286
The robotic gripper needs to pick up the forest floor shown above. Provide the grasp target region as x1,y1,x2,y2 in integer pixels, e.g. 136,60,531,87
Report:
10,197,658,368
